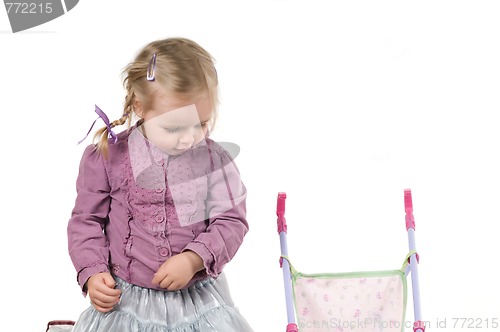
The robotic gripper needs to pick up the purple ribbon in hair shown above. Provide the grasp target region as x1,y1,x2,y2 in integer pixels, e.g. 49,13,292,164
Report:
78,105,118,144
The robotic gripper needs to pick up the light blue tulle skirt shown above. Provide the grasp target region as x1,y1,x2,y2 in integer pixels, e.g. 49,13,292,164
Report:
72,273,253,332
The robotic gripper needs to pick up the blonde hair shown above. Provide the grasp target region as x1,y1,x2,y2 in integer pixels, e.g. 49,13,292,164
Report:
94,37,219,157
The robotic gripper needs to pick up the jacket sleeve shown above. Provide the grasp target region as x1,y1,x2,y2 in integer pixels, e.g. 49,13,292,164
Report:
183,145,248,278
67,144,111,294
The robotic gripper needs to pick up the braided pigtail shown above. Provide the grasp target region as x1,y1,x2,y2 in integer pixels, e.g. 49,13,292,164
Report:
94,85,135,158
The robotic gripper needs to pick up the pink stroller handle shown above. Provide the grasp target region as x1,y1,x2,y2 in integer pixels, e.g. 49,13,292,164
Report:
405,189,416,230
277,192,287,233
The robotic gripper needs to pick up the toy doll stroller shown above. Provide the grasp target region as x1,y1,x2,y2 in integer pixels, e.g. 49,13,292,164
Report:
277,189,425,332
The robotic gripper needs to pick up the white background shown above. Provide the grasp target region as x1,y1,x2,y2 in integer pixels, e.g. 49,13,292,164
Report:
1,1,499,331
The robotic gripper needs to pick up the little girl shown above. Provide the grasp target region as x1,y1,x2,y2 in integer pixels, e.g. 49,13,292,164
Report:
68,37,253,332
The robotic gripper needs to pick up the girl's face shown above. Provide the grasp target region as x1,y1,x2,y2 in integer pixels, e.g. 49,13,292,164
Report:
137,92,213,155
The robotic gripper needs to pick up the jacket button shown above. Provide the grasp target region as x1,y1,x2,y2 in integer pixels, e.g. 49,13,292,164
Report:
155,214,165,223
158,247,169,257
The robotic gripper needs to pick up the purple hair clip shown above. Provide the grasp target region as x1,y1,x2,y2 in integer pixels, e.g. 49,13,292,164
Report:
77,105,118,145
147,53,157,81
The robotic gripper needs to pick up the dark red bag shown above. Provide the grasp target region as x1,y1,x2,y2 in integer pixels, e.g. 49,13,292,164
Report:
46,320,75,331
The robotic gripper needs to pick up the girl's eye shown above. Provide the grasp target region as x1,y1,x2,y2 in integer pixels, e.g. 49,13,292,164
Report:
197,122,208,128
165,127,180,133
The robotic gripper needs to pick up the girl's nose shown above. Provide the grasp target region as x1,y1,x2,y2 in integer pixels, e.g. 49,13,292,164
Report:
179,130,195,146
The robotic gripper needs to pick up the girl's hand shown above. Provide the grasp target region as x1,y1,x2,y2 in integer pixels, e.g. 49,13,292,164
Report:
86,272,121,313
152,251,204,290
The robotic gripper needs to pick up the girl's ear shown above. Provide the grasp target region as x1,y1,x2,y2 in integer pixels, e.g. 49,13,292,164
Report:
134,98,144,118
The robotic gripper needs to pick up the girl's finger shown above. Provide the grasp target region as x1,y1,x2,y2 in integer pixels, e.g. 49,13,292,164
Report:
160,277,173,289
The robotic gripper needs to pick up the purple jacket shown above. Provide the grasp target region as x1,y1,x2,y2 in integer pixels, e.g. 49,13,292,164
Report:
67,126,248,293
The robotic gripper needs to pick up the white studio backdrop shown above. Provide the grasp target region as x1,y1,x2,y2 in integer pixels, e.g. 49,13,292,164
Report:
1,1,499,331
